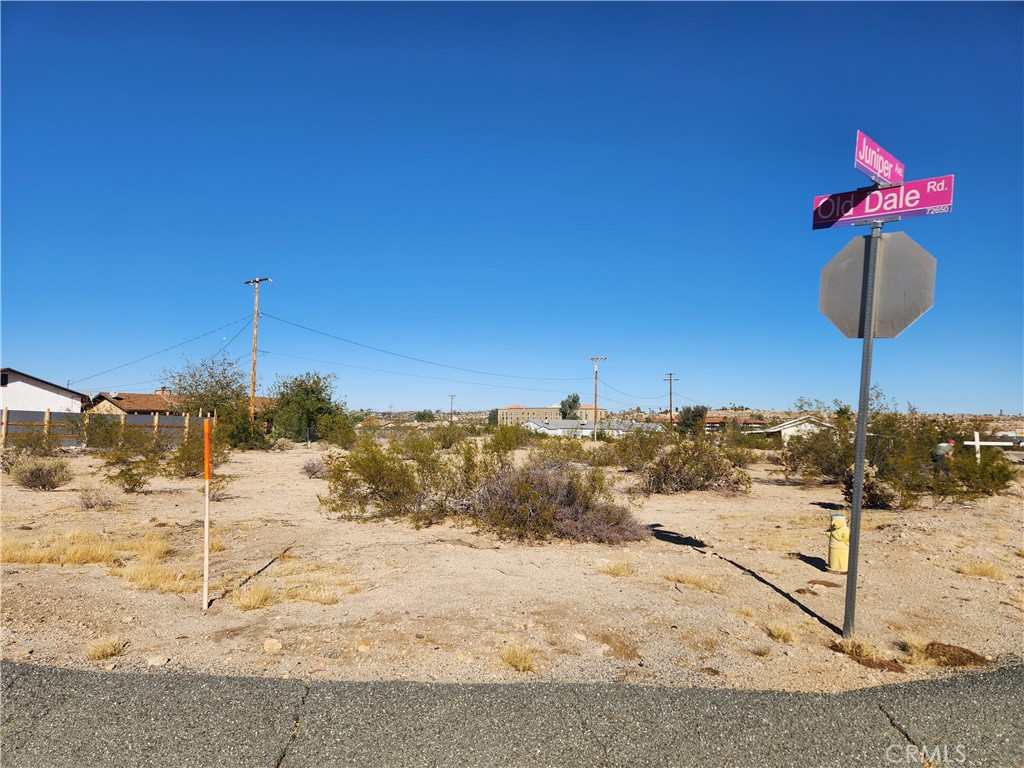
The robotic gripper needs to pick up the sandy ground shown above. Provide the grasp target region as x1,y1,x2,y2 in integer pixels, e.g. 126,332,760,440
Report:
1,445,1021,692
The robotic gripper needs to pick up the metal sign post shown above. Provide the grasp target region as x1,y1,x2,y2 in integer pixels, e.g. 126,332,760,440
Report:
815,131,951,639
842,221,881,639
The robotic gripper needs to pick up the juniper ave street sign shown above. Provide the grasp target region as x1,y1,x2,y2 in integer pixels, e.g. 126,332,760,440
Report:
854,131,905,186
812,174,954,230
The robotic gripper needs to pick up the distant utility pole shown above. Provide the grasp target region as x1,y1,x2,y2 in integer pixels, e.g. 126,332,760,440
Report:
664,373,676,423
244,277,272,421
589,356,606,442
449,394,456,423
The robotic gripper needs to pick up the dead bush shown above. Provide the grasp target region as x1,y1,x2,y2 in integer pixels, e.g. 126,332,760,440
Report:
638,439,751,495
12,458,74,491
471,459,646,543
302,458,326,479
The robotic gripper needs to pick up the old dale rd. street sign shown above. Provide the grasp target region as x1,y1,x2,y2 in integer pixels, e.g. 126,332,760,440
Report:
820,231,936,338
813,130,951,641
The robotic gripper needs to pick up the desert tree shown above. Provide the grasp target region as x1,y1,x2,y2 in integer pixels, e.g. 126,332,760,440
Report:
268,371,344,442
560,393,581,420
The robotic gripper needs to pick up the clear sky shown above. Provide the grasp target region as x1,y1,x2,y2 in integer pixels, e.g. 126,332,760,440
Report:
2,2,1022,416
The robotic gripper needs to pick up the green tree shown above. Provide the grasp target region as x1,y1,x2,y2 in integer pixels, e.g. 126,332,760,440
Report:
414,410,436,422
675,405,709,437
163,354,264,448
268,372,343,441
560,393,581,420
164,354,248,416
487,409,499,426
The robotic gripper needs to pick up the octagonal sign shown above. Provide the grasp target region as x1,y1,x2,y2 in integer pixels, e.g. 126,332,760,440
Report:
820,231,936,338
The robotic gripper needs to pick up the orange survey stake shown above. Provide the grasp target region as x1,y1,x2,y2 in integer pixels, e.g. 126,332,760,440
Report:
203,418,211,481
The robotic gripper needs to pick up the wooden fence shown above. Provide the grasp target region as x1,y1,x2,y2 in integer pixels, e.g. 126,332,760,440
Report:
0,409,213,448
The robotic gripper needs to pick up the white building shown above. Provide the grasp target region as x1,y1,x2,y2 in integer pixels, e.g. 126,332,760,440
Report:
0,368,87,413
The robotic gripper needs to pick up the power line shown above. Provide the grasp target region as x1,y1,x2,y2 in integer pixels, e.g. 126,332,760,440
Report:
259,350,573,396
598,377,702,405
261,313,588,382
72,317,251,385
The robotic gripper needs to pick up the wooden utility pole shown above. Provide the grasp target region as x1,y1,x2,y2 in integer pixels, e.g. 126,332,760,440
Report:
449,394,455,423
589,356,606,442
664,373,676,423
244,277,272,421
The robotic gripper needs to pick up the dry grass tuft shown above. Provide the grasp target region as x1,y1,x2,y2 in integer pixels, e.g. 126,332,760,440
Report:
895,639,988,668
751,645,771,658
663,571,724,594
287,583,339,605
597,560,635,578
735,605,755,619
86,635,128,660
765,622,796,644
1015,547,1024,560
131,533,172,563
501,644,536,673
831,638,906,673
117,561,200,593
1,531,117,566
956,560,1006,580
228,583,279,611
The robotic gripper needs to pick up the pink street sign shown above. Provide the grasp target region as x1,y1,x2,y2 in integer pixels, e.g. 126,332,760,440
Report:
854,131,905,187
812,175,954,230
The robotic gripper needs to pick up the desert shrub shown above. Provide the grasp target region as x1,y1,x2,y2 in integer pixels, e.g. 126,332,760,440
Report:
948,449,1019,498
2,431,62,474
163,429,231,479
722,445,757,469
320,445,347,469
432,423,467,450
529,438,589,465
302,457,326,479
866,408,961,508
82,414,127,450
12,458,74,491
269,437,295,452
842,464,898,509
99,429,167,494
615,429,672,474
587,442,621,468
320,436,424,520
389,427,436,464
638,438,751,495
470,458,646,543
319,411,358,449
781,408,855,484
484,424,534,457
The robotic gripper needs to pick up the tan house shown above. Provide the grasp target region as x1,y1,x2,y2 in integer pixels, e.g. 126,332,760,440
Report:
88,388,275,416
89,388,180,416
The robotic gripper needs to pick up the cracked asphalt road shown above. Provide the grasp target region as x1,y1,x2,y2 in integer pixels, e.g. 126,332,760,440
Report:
2,661,1020,767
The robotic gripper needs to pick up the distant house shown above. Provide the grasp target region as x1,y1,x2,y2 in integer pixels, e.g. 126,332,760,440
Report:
87,388,276,416
522,419,663,438
0,368,88,413
704,416,766,433
746,415,834,443
89,388,180,416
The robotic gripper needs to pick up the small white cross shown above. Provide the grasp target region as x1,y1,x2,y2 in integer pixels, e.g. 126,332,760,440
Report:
963,430,1014,464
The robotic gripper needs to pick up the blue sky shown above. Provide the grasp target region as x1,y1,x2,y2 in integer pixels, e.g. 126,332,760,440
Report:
3,2,1021,415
